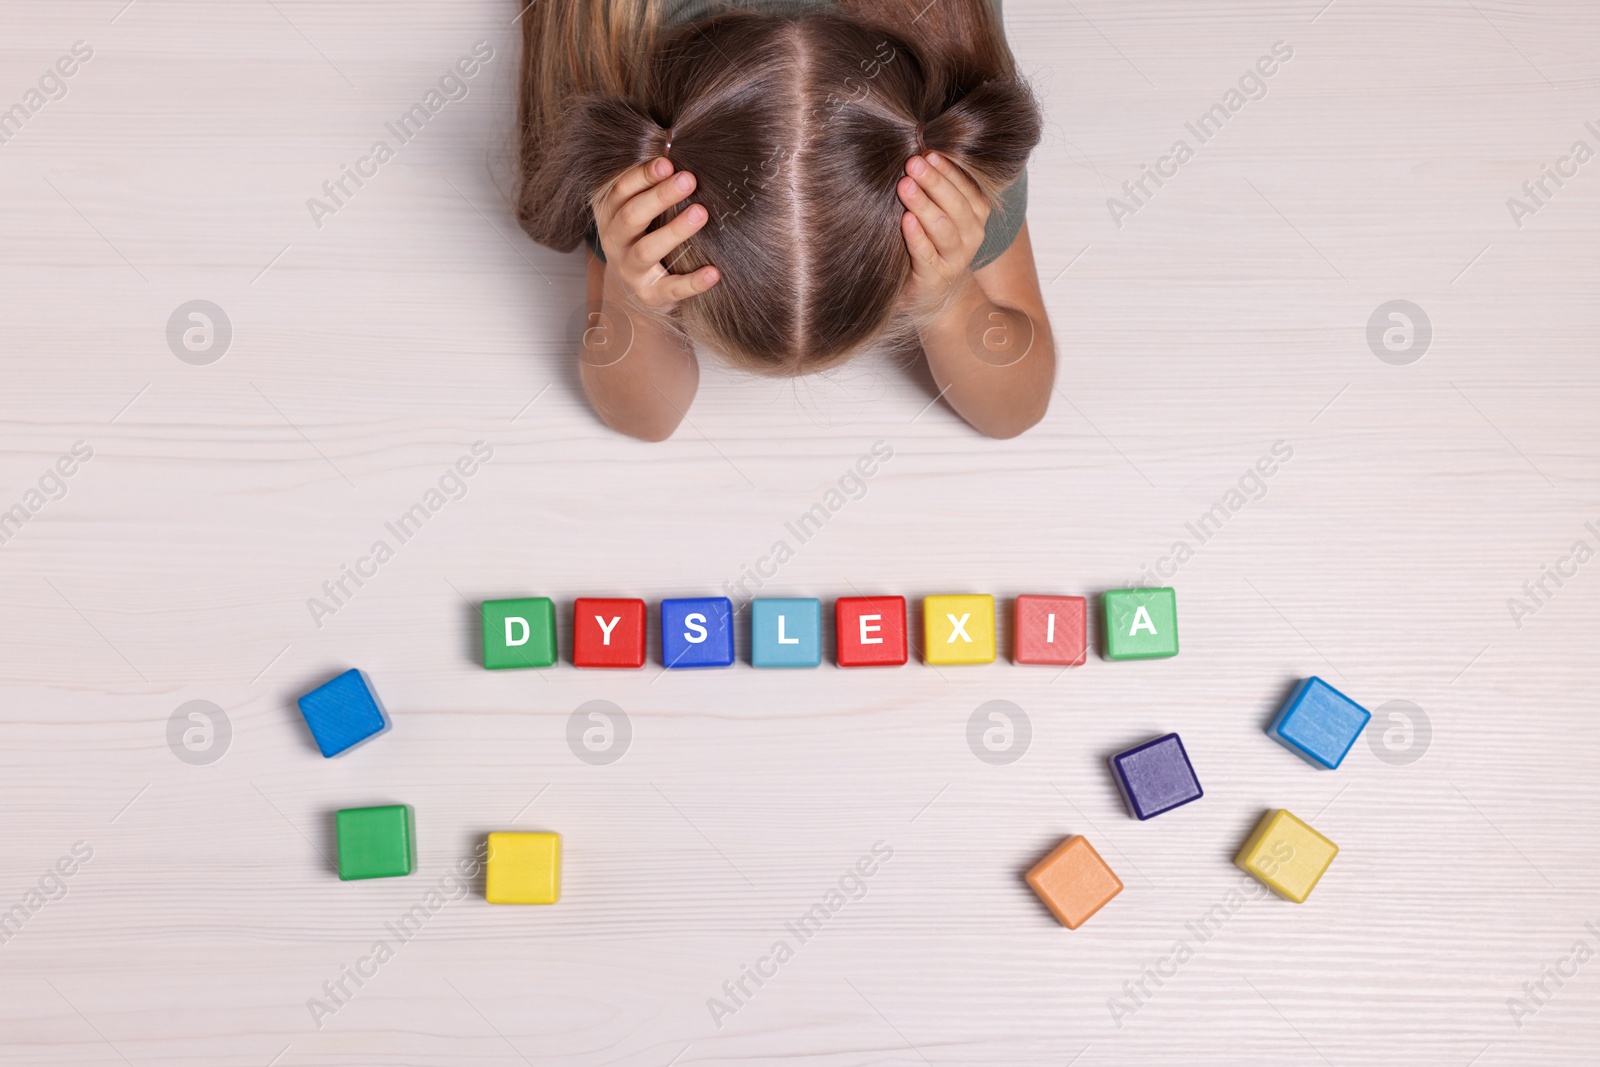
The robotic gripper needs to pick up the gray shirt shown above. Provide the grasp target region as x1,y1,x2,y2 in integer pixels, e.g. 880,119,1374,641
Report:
583,0,1027,271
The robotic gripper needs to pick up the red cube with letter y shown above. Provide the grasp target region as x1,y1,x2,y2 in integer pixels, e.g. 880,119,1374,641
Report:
572,597,647,668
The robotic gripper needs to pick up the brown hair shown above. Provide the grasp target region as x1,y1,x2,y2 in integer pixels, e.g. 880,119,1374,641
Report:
517,0,1041,374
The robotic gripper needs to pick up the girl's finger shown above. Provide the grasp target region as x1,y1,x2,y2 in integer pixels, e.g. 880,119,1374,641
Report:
631,202,709,270
618,169,697,236
898,174,961,252
906,155,974,230
649,264,721,304
604,157,674,215
925,152,990,222
901,210,940,269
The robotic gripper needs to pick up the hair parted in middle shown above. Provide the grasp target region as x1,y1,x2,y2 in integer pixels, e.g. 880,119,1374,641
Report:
519,5,1043,375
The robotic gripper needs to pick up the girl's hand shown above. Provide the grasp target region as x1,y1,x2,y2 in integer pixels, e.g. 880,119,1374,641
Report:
594,156,721,313
897,152,991,315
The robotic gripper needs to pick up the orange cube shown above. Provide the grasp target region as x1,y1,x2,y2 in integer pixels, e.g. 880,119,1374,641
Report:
1025,836,1123,929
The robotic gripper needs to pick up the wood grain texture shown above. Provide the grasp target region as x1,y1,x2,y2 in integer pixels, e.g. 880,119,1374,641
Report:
1,0,1597,1063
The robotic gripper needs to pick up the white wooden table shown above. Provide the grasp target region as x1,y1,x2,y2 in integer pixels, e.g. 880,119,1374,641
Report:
1,1,1597,1063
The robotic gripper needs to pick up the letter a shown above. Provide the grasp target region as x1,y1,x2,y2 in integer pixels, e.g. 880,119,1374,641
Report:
1129,605,1158,636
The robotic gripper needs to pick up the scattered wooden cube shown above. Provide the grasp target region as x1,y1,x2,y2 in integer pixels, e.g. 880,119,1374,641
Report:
1025,836,1123,929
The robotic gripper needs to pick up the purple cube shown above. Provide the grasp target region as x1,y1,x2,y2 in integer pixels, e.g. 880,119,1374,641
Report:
1109,733,1203,820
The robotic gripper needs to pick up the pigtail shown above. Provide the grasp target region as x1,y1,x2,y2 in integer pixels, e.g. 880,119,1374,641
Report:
519,93,672,251
517,0,666,251
917,74,1041,205
840,0,1041,207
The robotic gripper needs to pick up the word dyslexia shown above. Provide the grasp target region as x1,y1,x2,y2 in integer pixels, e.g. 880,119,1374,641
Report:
480,588,1179,669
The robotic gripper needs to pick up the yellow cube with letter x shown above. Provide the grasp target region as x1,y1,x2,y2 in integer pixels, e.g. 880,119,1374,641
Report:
922,595,996,665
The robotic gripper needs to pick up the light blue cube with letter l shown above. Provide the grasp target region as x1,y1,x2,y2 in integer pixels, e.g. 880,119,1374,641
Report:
1269,676,1371,769
750,598,822,668
660,597,735,669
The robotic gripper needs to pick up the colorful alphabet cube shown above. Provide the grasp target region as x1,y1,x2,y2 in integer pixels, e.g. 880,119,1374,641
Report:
1103,587,1178,660
834,596,907,667
922,594,996,665
1014,595,1087,666
572,598,647,668
1025,836,1123,929
1109,733,1203,820
1270,676,1371,769
296,669,389,758
661,597,735,668
1235,809,1338,903
336,804,415,880
750,598,822,668
485,831,561,904
480,597,557,669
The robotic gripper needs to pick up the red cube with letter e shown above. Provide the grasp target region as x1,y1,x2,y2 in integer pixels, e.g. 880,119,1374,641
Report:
834,596,908,667
572,597,647,668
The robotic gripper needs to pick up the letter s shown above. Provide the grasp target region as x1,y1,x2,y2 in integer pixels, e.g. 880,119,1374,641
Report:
472,40,494,61
72,40,94,61
1272,40,1294,61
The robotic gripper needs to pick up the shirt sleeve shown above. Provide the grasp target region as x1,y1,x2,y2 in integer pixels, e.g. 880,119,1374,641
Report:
972,167,1027,272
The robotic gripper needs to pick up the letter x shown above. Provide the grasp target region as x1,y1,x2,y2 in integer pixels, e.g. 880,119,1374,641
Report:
945,613,972,643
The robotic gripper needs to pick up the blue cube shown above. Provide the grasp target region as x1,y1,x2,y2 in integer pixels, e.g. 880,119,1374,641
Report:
297,669,389,758
1109,733,1203,820
1270,676,1371,769
750,598,822,668
660,597,735,669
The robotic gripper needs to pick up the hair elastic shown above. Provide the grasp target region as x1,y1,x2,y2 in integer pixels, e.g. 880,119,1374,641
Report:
914,122,927,155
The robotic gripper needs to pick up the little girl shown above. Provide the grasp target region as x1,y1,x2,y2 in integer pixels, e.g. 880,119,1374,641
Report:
517,0,1052,440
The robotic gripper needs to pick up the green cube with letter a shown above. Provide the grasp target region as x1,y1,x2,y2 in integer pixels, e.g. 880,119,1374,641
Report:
1103,588,1179,661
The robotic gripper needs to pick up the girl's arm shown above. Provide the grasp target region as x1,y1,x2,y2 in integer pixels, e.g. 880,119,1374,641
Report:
898,154,1056,438
579,158,720,442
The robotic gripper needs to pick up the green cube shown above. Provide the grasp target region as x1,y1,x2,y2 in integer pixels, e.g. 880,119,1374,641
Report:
481,597,557,669
1103,588,1179,660
336,804,415,880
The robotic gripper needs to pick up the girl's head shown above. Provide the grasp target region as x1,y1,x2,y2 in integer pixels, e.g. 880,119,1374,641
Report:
518,1,1041,375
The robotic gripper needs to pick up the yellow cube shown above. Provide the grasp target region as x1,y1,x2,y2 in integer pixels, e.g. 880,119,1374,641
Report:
485,831,561,904
1235,810,1337,903
922,595,996,665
